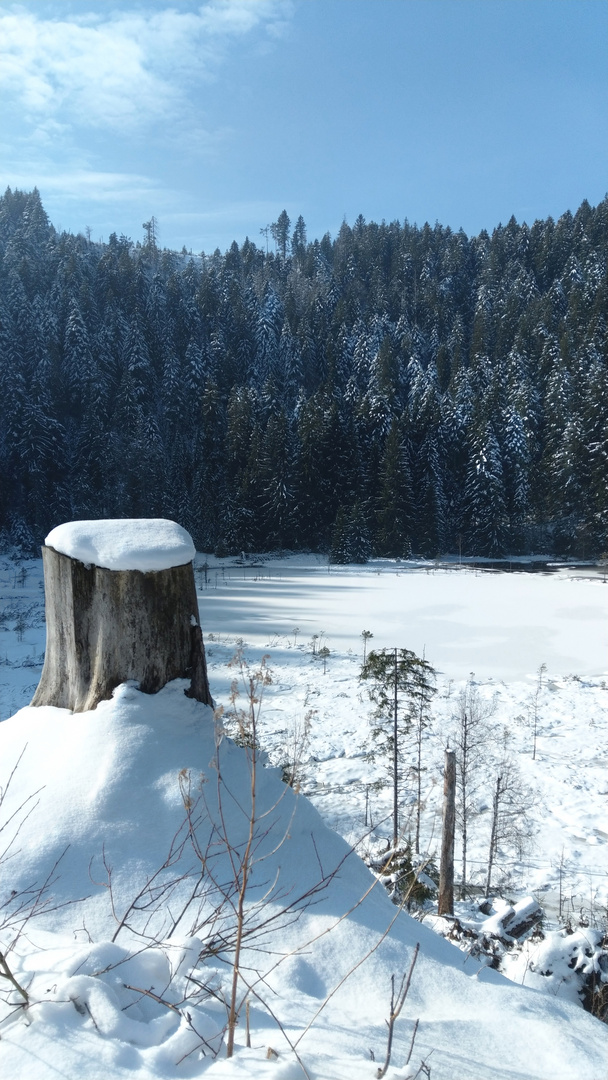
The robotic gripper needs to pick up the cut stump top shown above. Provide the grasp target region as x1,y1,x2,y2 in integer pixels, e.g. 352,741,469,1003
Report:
45,518,195,572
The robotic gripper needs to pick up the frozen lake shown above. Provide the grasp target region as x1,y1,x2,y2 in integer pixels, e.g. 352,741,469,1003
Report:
1,556,605,724
196,558,608,680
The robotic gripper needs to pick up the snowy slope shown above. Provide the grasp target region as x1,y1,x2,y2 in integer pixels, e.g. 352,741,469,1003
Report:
0,679,605,1080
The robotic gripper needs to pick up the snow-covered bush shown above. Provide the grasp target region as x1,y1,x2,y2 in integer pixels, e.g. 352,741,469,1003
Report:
366,844,438,908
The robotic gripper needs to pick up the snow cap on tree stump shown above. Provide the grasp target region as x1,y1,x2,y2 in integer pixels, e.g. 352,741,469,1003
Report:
31,519,212,713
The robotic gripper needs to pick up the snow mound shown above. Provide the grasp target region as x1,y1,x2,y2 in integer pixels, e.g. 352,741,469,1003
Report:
44,519,195,571
0,682,605,1079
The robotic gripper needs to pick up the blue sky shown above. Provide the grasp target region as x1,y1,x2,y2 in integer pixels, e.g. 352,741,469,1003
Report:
1,0,606,252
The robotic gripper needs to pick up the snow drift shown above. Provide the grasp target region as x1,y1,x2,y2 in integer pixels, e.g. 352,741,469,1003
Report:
0,679,605,1079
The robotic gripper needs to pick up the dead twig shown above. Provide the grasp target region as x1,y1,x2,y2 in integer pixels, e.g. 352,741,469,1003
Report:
376,944,419,1078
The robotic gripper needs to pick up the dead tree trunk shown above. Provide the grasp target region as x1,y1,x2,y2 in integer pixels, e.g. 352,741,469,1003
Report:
31,534,212,713
438,749,456,916
485,773,502,898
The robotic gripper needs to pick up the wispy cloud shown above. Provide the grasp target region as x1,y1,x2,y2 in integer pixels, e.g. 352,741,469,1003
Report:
0,1,293,136
0,1,294,234
13,167,167,205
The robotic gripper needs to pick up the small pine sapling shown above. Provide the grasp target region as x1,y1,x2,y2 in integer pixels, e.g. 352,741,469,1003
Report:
318,645,330,674
361,648,436,851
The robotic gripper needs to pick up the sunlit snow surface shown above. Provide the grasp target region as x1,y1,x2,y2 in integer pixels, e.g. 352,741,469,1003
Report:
194,556,607,918
194,555,607,680
0,682,605,1080
0,552,606,1078
45,518,195,571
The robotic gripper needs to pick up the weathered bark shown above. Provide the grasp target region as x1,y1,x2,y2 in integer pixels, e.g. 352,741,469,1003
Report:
31,545,212,712
185,623,211,705
438,749,456,916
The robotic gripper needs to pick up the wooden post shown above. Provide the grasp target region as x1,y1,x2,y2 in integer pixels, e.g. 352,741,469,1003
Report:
438,749,456,916
31,520,212,713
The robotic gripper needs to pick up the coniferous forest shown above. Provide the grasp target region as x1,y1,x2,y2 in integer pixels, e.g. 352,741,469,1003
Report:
0,187,606,559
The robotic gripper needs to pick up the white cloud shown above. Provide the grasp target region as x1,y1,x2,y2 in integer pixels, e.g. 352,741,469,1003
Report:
41,169,165,204
0,1,293,135
2,161,167,206
0,2,295,246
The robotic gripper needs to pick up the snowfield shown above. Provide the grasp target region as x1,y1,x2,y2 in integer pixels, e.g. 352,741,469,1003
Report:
193,555,607,918
193,554,607,680
0,551,606,1079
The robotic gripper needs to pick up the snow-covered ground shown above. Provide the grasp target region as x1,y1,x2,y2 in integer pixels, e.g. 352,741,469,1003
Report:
0,551,606,1078
192,554,608,921
2,551,607,917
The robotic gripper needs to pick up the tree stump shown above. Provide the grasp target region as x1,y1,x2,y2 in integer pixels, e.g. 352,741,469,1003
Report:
31,519,212,713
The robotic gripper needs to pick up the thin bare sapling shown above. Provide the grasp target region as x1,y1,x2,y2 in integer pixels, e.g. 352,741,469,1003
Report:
485,729,536,896
529,662,547,760
281,708,314,790
450,681,495,898
0,747,88,1025
180,646,354,1060
223,645,268,1056
375,943,419,1078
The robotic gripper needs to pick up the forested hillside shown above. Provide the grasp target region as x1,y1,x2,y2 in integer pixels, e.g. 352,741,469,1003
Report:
0,188,606,558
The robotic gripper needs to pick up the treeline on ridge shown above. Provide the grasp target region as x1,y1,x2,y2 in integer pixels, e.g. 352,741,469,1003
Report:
0,188,606,559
